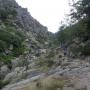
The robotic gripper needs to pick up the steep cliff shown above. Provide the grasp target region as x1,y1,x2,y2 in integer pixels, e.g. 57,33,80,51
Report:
0,0,50,48
0,0,52,88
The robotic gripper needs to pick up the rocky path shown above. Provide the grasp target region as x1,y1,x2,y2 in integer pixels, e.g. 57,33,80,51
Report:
2,59,90,90
2,73,45,90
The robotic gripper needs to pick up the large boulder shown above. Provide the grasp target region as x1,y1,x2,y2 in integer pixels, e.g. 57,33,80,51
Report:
3,67,26,82
3,72,17,82
37,49,47,54
0,65,10,78
11,58,19,69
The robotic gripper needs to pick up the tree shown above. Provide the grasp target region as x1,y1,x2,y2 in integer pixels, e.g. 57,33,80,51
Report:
70,0,90,40
70,0,90,20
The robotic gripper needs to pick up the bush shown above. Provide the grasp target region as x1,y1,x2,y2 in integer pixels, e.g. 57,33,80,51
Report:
0,7,17,21
47,60,54,67
36,58,54,72
0,80,10,89
82,42,90,56
0,54,13,65
0,30,22,47
0,27,26,64
12,45,26,56
0,40,7,52
46,51,55,58
0,27,25,51
70,46,83,56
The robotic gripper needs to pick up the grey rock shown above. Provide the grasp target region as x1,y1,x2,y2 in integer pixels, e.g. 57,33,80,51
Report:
2,74,44,90
0,65,10,78
3,72,17,82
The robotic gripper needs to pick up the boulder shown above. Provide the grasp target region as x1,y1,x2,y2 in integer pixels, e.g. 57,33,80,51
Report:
38,49,47,54
0,65,9,77
3,72,17,82
11,58,19,69
14,67,26,73
3,67,26,82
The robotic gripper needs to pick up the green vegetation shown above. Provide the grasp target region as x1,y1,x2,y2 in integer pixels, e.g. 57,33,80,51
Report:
46,51,55,58
36,51,55,71
12,45,26,56
36,33,48,44
0,3,17,21
56,0,90,56
0,80,10,89
0,1,26,61
0,3,26,63
70,45,83,56
0,25,26,64
56,20,88,44
0,40,7,52
82,42,90,56
0,30,21,47
36,58,54,71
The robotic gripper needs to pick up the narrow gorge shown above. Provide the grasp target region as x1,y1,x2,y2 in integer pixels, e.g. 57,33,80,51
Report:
0,0,90,90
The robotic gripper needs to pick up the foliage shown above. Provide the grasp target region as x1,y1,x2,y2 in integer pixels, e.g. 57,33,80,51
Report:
12,44,26,56
36,58,54,68
82,42,90,55
0,26,26,64
0,80,10,89
0,54,15,70
70,46,83,56
56,0,90,56
0,1,26,65
57,21,88,44
36,34,48,44
0,40,7,52
0,30,22,47
70,0,90,39
70,0,90,20
0,5,17,21
46,51,55,58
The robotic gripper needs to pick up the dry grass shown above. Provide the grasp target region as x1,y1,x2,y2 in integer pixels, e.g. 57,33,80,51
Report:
21,76,66,90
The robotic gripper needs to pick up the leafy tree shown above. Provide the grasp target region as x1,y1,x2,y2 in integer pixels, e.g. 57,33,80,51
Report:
70,0,90,40
56,0,90,56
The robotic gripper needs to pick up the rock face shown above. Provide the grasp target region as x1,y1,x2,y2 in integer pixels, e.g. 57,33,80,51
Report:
0,65,10,79
15,5,49,42
0,0,52,88
0,0,51,49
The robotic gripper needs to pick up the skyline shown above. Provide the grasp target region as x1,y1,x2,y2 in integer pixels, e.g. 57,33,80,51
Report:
16,0,72,33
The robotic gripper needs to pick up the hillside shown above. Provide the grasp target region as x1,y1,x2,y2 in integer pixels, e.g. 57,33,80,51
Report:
0,0,52,89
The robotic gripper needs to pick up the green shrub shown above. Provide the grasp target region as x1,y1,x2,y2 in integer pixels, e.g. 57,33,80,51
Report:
0,80,10,89
0,30,22,47
0,5,26,67
82,42,90,56
0,54,14,65
36,33,48,44
12,45,26,56
0,28,25,51
36,58,54,72
69,42,90,56
0,40,7,52
70,46,83,56
46,51,55,58
6,26,25,41
0,27,26,64
0,7,17,21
